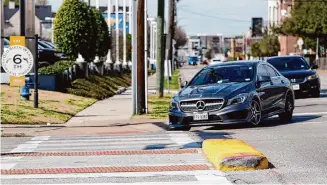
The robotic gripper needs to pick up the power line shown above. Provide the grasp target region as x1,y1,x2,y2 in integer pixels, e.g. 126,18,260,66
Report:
179,8,270,23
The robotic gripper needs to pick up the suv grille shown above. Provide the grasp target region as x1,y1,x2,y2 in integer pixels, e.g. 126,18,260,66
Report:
289,77,305,83
180,99,224,112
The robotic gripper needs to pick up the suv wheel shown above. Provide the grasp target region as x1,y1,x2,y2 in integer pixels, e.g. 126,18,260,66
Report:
247,100,262,126
279,94,294,122
311,90,320,98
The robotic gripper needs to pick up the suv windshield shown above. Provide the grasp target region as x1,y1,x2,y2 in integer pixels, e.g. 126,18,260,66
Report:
189,65,254,86
267,57,310,71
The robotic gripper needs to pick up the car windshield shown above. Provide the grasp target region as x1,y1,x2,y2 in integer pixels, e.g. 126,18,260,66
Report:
189,65,254,86
267,57,310,71
39,41,52,49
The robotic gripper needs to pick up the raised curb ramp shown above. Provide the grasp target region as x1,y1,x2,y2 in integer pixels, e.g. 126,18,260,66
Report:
202,139,269,171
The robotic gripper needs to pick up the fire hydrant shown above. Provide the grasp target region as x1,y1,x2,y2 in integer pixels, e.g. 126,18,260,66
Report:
20,77,32,100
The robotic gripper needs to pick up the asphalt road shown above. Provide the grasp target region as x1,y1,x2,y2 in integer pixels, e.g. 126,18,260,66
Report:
181,64,327,184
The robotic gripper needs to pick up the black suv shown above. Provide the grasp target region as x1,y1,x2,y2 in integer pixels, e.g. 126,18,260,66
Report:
266,56,320,97
169,61,295,130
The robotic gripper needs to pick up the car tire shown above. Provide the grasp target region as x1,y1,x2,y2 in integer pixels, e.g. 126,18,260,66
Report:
247,100,262,126
279,94,294,122
311,90,320,98
169,126,191,131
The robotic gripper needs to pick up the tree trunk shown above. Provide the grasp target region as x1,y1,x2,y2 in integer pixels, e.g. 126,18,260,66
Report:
156,0,165,97
167,0,175,72
137,0,145,114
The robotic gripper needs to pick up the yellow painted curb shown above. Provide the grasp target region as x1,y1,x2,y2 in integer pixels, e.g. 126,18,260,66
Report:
202,139,269,171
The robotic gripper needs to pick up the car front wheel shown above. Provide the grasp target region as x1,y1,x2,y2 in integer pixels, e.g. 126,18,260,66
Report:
279,94,294,122
247,100,262,126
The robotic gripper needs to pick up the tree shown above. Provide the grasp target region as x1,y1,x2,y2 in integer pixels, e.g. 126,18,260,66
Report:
251,42,261,57
91,7,110,58
54,0,95,62
205,49,213,60
276,1,327,45
4,0,19,5
111,32,131,63
259,34,280,57
174,26,188,49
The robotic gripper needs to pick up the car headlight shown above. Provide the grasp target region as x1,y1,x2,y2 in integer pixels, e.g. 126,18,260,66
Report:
169,98,179,110
307,74,318,80
227,93,248,106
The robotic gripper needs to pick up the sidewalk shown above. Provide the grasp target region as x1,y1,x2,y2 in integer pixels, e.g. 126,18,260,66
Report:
1,74,176,136
65,88,133,126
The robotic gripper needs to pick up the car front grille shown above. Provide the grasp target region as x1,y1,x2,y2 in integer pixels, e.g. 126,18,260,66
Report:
179,99,224,112
289,77,305,83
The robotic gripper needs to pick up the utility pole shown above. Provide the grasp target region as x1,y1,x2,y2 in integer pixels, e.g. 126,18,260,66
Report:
144,0,148,113
132,0,137,115
156,0,165,97
316,37,319,61
123,0,127,67
20,0,26,36
115,0,120,67
1,0,4,58
106,0,113,66
167,0,175,72
136,0,145,114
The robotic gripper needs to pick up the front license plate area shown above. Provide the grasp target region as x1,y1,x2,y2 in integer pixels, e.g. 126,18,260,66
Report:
193,112,209,121
293,84,300,90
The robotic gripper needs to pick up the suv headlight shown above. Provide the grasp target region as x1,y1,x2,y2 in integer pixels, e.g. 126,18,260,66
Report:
169,98,179,110
227,93,248,106
307,74,318,80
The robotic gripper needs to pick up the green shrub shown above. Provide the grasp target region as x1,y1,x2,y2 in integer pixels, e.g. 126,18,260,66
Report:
67,74,131,100
39,61,75,75
54,0,95,61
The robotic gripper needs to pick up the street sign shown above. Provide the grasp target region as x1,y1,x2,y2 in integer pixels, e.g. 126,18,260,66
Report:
297,38,304,46
10,76,25,86
10,36,25,46
1,45,34,77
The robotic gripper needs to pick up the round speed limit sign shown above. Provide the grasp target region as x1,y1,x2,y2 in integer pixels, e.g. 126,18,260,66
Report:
1,45,34,77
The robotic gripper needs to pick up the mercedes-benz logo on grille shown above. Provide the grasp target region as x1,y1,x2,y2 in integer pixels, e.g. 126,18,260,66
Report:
196,101,206,111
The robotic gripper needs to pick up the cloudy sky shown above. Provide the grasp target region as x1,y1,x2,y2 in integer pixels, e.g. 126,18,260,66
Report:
48,0,268,36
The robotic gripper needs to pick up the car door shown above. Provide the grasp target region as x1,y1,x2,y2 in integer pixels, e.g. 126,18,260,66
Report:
265,64,285,112
256,64,274,114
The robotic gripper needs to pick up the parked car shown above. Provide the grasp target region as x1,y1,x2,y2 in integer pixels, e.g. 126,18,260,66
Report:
38,44,66,67
168,61,295,130
188,56,198,65
266,56,320,97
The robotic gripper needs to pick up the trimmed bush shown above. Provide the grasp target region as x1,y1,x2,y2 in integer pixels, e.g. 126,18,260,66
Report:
39,61,75,75
67,74,131,100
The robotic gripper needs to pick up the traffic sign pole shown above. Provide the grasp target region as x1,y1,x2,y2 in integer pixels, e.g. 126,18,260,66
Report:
34,35,39,108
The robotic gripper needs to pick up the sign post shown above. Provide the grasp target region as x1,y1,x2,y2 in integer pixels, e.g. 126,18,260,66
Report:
1,35,38,108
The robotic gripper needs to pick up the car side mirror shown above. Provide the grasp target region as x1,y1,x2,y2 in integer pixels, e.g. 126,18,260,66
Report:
311,64,318,69
181,81,188,88
258,75,271,83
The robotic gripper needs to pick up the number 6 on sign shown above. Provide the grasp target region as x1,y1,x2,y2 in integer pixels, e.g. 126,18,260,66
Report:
1,45,34,77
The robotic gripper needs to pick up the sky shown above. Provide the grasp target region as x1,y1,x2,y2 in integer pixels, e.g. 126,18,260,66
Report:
48,0,268,36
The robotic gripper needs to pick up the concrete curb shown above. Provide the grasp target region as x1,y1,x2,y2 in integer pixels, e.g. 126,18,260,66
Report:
202,139,269,171
115,87,127,95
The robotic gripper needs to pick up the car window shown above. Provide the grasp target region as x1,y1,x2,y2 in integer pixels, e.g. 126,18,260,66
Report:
189,65,254,85
267,57,310,71
265,65,278,77
257,64,268,77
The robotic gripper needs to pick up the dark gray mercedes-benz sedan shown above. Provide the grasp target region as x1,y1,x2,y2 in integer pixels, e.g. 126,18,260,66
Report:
168,61,295,130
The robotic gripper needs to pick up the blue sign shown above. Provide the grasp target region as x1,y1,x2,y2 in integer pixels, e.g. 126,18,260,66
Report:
102,13,130,33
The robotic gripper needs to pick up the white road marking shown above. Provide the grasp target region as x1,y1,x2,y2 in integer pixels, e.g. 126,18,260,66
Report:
293,112,327,116
195,174,233,184
0,170,224,179
168,132,196,146
2,136,50,169
31,136,50,141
